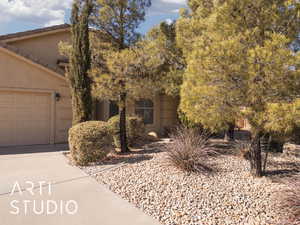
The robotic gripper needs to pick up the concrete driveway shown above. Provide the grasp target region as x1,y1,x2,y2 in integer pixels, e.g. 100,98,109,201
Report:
0,147,160,225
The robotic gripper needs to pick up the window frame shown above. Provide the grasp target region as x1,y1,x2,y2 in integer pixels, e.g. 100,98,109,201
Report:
135,99,154,125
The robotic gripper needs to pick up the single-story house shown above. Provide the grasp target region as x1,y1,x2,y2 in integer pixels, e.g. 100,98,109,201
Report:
0,24,179,147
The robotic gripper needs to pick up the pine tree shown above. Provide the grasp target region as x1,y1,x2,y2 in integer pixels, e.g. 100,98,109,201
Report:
178,0,300,176
69,0,93,125
142,21,185,97
91,0,151,153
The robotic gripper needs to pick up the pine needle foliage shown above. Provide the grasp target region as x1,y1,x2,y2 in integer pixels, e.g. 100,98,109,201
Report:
178,0,300,176
90,0,151,153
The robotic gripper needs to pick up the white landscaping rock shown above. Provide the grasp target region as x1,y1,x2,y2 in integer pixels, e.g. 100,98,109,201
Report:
82,140,298,225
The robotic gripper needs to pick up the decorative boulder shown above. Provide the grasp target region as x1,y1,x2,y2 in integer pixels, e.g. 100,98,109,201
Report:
69,121,112,166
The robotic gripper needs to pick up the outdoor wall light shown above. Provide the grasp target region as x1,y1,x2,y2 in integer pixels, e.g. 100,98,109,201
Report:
55,93,61,102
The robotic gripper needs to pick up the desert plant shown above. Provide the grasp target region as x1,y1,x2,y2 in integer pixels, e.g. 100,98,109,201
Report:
69,121,112,166
278,177,300,225
164,127,217,174
107,115,145,148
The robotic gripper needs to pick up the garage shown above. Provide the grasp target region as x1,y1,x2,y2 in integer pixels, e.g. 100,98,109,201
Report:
0,25,74,146
0,90,52,146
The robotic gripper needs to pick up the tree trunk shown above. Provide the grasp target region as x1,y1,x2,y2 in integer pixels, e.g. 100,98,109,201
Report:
119,93,129,153
260,134,272,173
224,123,235,141
250,132,263,177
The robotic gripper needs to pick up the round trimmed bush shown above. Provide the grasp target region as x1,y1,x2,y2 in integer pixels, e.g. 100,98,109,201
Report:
107,115,145,147
69,121,112,166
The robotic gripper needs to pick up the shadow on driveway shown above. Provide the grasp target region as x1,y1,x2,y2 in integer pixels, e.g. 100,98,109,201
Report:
0,144,69,155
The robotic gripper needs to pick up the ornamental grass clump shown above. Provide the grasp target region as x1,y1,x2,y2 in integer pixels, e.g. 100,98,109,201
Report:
278,177,300,225
165,127,217,174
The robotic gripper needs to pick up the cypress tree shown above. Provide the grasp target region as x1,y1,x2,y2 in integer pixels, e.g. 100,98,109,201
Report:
69,0,93,125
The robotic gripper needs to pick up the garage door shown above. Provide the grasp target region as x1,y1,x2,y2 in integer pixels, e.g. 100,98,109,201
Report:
0,91,51,146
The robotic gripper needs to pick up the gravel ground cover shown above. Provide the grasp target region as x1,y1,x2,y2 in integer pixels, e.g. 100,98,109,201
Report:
81,139,300,225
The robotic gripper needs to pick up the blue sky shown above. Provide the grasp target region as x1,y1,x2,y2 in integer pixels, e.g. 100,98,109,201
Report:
0,0,187,35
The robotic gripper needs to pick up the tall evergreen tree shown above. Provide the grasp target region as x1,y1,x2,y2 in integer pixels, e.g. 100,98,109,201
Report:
69,0,93,125
91,0,151,153
178,0,300,177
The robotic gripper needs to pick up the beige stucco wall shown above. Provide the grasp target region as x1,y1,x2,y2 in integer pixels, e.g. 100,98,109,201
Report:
159,95,179,134
0,27,180,143
96,94,179,136
2,28,179,138
0,48,72,143
127,94,163,134
7,30,71,70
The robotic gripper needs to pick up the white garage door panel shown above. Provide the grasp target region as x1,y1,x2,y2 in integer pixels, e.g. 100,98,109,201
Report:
0,91,51,146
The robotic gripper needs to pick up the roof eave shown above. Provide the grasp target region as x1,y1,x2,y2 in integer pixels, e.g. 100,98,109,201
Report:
0,24,71,43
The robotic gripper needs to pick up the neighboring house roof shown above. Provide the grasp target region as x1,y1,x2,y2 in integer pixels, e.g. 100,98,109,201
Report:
0,41,65,77
0,24,70,42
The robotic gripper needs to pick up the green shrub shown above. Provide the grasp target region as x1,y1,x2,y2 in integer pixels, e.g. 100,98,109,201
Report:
69,121,112,166
107,115,145,147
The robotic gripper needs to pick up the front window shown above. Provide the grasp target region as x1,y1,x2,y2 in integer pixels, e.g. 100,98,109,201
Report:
135,99,154,125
